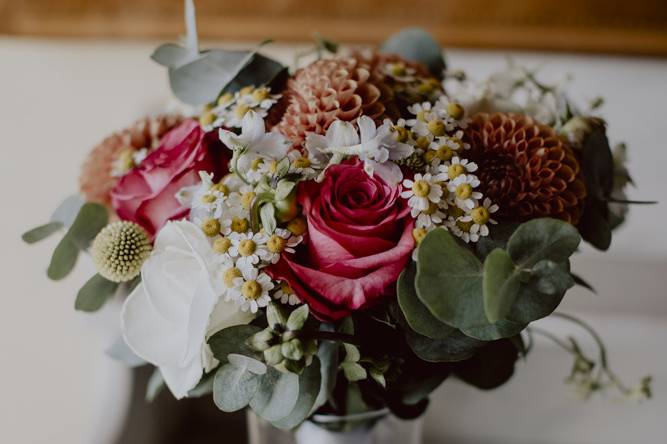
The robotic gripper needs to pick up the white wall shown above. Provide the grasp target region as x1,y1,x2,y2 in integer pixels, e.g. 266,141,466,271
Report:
1,38,665,444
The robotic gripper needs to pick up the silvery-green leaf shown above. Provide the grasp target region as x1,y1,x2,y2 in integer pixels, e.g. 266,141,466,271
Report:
311,324,339,413
267,303,287,329
273,357,321,429
380,28,446,77
67,203,108,249
106,336,146,368
369,369,386,388
151,43,194,68
47,236,78,280
213,362,260,412
483,248,521,323
228,353,267,375
146,368,165,402
274,180,296,201
75,274,119,312
51,195,85,228
259,203,276,234
22,221,63,244
207,325,262,363
286,304,309,331
343,343,361,363
250,367,299,422
340,362,367,382
221,54,286,94
506,218,581,268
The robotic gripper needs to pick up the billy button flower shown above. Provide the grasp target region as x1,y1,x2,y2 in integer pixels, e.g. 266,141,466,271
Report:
92,221,152,282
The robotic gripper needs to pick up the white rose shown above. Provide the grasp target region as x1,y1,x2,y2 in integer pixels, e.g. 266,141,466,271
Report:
121,220,253,399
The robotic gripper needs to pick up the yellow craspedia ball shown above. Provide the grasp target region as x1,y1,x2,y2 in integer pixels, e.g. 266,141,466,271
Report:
92,221,152,283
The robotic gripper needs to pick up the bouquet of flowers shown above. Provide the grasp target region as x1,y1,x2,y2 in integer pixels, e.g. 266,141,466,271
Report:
23,1,652,441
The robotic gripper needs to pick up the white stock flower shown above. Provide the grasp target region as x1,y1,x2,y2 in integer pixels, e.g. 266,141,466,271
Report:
121,220,253,399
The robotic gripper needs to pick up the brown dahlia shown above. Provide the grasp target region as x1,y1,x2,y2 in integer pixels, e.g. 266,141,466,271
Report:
464,113,587,224
79,114,183,208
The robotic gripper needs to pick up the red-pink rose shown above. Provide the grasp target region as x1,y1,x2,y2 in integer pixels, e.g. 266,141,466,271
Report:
269,161,414,321
111,120,227,236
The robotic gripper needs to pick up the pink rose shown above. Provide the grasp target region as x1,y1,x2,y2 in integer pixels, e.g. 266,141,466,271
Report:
269,161,415,321
111,120,227,236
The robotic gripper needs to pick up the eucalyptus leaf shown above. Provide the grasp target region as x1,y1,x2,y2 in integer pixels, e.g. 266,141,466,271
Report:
151,43,193,68
482,249,521,323
67,203,108,249
208,325,262,363
273,357,321,429
341,362,367,382
286,304,309,331
398,263,455,339
507,218,581,268
453,339,518,390
221,53,286,95
47,236,79,280
249,367,299,422
312,324,340,413
188,372,215,398
406,329,482,362
51,195,85,228
106,336,146,367
380,28,446,78
213,362,261,412
75,274,119,312
22,222,63,244
146,368,165,402
228,353,267,375
275,180,296,201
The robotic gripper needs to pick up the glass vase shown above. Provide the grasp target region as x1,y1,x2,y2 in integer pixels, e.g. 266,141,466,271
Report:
247,410,424,444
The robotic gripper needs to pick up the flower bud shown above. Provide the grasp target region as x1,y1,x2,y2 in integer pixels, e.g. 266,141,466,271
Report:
263,344,284,366
281,338,304,361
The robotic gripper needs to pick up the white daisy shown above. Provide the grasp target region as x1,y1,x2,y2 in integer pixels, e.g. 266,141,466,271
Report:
236,86,281,109
401,173,443,211
447,174,483,210
263,228,303,264
415,202,447,228
228,267,274,313
464,198,499,239
383,62,417,83
287,149,318,178
273,281,301,306
439,156,478,181
406,102,435,128
228,231,269,268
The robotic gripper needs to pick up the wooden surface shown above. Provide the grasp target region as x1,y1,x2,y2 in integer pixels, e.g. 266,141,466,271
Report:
1,0,667,56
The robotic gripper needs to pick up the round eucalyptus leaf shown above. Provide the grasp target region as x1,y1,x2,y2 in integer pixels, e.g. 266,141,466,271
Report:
249,367,299,422
228,353,267,375
75,273,119,312
213,362,260,412
273,358,322,430
482,248,521,324
67,203,108,248
506,218,581,268
406,329,483,363
380,28,446,77
208,325,262,363
47,236,79,281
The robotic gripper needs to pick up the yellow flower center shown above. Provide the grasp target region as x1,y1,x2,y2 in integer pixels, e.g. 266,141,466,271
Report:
217,93,234,107
390,62,407,77
412,227,428,244
201,218,221,237
416,110,429,122
413,180,431,198
415,136,431,151
267,235,287,253
231,217,249,233
242,280,262,300
287,217,307,236
293,156,311,169
199,110,216,126
251,88,269,102
423,150,436,163
392,125,410,143
471,206,490,225
213,237,232,254
201,194,217,204
241,192,256,210
427,119,446,137
250,158,263,171
417,78,439,95
455,183,473,200
279,281,293,294
211,181,229,195
436,145,453,161
238,239,257,256
448,164,465,180
423,202,439,215
223,267,242,288
447,102,465,120
239,86,254,96
234,104,250,119
457,220,473,232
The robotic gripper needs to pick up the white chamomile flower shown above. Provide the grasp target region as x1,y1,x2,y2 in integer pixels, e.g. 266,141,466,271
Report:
211,236,235,263
263,228,303,264
228,231,269,268
401,173,443,211
228,267,274,313
448,174,483,210
406,102,435,128
236,86,281,109
383,61,417,82
439,156,478,181
466,198,499,239
273,281,301,306
288,149,318,178
415,202,447,228
219,201,251,236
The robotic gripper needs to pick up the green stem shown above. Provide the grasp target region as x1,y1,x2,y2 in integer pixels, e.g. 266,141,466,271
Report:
309,331,361,346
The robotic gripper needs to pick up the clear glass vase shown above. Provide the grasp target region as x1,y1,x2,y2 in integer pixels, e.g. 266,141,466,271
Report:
247,410,424,444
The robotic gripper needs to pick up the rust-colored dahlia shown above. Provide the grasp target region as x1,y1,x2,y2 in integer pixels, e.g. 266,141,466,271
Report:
79,114,183,208
274,57,388,147
465,113,587,224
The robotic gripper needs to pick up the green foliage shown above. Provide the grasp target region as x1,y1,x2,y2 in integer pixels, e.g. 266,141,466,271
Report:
208,325,263,363
22,222,63,244
273,357,322,429
286,304,309,331
340,343,367,382
75,274,119,312
311,324,340,413
506,218,581,267
482,249,522,323
380,28,446,78
406,330,482,362
453,339,519,390
250,367,300,422
46,202,108,281
213,361,262,412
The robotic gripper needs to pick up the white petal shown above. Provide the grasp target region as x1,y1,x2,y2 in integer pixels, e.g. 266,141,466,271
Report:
327,120,359,147
357,116,377,142
241,110,266,144
369,160,403,186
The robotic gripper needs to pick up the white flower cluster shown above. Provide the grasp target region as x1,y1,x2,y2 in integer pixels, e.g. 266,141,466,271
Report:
200,85,281,131
399,98,499,250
